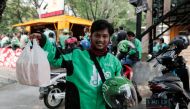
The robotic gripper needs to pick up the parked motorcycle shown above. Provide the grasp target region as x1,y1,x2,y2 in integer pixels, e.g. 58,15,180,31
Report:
39,72,66,109
146,35,190,109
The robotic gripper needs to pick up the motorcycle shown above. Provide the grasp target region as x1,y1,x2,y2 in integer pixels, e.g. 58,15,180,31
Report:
39,71,66,109
146,42,190,109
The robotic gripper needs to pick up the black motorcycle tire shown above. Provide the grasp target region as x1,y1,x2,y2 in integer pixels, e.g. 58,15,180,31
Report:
44,86,64,109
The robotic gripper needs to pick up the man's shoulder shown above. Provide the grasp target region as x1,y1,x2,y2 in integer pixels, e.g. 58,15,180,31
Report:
118,30,127,35
72,48,88,54
106,53,120,62
135,38,142,45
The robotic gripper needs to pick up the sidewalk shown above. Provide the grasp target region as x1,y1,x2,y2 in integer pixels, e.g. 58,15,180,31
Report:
0,67,66,88
0,67,17,87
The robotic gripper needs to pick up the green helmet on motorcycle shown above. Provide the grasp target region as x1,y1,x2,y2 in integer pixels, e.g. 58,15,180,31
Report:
102,77,138,109
118,40,135,53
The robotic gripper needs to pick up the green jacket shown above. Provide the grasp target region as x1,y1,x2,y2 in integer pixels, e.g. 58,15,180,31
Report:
84,33,90,40
153,43,168,53
160,43,168,51
59,35,69,49
153,43,160,53
11,37,21,47
0,37,10,47
42,37,122,109
131,38,142,60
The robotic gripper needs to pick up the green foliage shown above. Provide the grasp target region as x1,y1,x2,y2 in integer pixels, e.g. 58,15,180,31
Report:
0,0,38,34
0,0,147,34
65,0,142,32
0,0,7,21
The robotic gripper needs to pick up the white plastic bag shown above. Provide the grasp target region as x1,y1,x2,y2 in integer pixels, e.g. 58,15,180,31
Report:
16,40,50,87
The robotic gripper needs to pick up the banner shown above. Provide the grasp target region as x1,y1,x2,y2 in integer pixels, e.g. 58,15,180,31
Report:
39,0,65,18
0,48,22,68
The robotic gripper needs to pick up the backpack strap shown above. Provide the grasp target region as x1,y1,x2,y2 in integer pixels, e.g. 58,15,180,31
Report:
89,51,106,83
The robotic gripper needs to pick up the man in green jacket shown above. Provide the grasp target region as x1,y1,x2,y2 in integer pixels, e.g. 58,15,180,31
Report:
83,27,90,40
59,29,70,49
31,20,122,109
126,31,142,60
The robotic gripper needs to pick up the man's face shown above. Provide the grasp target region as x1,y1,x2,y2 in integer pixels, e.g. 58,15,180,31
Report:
16,33,21,38
127,35,135,41
90,29,110,50
30,33,42,44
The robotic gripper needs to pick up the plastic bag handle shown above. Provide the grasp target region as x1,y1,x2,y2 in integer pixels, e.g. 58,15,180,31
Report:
24,40,31,52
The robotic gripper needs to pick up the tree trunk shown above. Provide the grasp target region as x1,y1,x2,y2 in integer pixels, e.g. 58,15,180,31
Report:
0,0,7,21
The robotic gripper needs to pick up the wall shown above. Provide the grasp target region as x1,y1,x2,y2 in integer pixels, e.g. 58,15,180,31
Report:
0,48,22,68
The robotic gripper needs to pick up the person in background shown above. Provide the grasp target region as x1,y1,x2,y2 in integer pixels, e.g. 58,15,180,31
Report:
49,32,56,46
117,26,127,43
59,29,70,49
20,31,29,49
11,32,21,50
110,28,119,55
79,38,91,50
70,31,73,37
0,34,10,48
83,27,90,40
158,37,168,52
151,39,160,56
44,28,56,40
126,31,142,61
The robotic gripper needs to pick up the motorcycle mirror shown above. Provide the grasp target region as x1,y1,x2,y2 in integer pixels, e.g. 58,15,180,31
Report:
146,54,152,60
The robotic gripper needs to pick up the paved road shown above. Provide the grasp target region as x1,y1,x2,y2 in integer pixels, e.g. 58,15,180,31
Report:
0,83,64,109
0,82,147,109
0,67,189,109
1,82,190,109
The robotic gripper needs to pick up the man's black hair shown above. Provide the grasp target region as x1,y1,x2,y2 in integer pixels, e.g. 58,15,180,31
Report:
91,20,114,36
49,32,54,38
159,38,164,43
127,31,135,37
31,30,43,34
119,26,124,30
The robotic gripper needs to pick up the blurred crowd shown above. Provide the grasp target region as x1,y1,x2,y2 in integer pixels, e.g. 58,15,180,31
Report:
0,31,29,50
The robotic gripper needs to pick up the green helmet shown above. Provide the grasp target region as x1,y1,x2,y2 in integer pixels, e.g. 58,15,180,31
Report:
102,77,137,109
118,40,135,53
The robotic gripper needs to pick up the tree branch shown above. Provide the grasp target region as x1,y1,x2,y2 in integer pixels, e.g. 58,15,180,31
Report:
94,0,98,20
88,0,96,20
70,5,77,17
39,0,45,7
32,0,39,9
